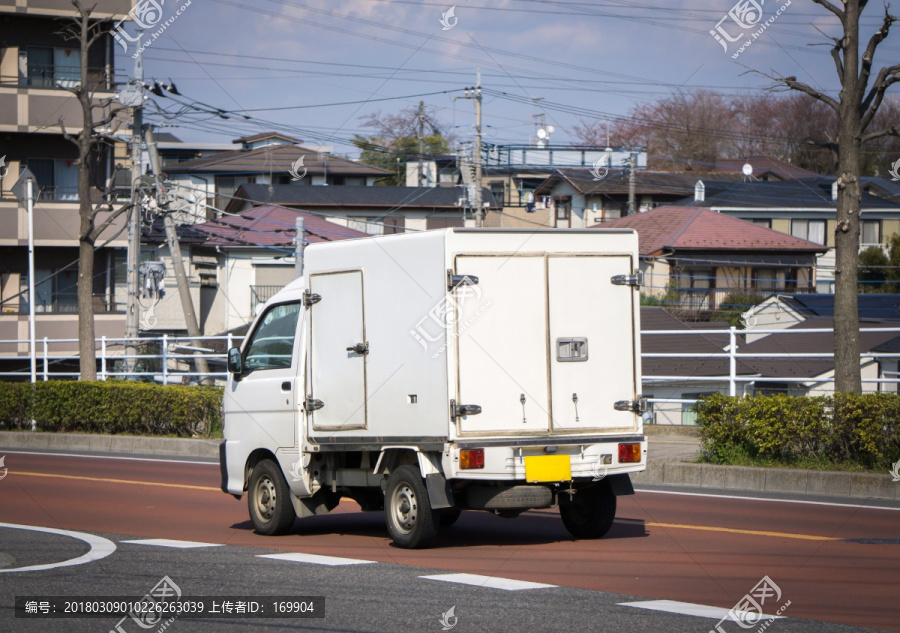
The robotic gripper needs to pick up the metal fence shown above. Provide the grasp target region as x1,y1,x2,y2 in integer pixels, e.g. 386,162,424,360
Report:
1,327,899,424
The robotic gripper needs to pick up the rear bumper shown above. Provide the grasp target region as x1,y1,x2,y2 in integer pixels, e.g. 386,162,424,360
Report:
443,438,647,482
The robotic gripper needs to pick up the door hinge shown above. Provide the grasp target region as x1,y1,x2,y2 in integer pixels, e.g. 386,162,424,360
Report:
614,397,647,414
451,399,482,418
303,290,321,307
611,271,643,288
305,397,325,411
346,342,369,355
448,270,479,291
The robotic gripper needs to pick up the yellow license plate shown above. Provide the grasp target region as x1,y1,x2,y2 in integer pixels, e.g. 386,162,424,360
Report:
524,454,572,482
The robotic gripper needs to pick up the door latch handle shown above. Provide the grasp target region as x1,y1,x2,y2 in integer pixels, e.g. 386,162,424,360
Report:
281,381,291,391
346,342,369,355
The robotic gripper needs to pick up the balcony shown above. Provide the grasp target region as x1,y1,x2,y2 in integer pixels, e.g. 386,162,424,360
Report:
0,293,122,315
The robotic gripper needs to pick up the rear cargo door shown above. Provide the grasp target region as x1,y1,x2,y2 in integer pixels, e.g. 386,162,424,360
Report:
455,256,551,434
308,270,367,430
548,255,637,431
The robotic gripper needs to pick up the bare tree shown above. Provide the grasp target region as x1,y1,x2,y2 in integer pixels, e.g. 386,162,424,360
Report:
760,1,900,393
58,0,132,380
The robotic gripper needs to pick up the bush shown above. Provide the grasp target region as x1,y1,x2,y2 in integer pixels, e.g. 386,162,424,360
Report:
695,393,900,469
0,381,223,438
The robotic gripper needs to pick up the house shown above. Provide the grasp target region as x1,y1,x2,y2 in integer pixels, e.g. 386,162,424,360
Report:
737,318,900,395
139,207,368,335
595,206,827,318
641,307,757,425
531,155,816,228
742,293,900,342
225,184,499,234
674,177,900,292
162,132,393,217
0,0,132,370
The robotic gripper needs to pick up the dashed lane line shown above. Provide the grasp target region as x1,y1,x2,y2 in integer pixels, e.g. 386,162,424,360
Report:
618,599,786,621
257,553,376,566
420,573,556,591
120,539,223,549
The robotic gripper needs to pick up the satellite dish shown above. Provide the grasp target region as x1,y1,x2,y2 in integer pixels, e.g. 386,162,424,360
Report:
547,125,555,134
536,128,547,139
742,163,753,176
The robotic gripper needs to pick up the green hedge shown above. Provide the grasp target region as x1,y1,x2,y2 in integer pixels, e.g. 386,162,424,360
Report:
695,393,900,469
0,381,223,438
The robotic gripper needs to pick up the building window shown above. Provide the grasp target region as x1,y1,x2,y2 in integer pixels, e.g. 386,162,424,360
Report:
861,220,881,246
25,158,79,201
555,198,571,222
750,219,771,229
21,46,80,89
490,182,505,208
754,268,777,292
791,219,826,244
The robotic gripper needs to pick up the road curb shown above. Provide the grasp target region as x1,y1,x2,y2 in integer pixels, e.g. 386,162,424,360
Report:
2,431,897,502
0,431,220,459
631,461,899,501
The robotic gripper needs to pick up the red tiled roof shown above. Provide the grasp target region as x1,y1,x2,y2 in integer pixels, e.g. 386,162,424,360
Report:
593,206,827,255
195,205,369,248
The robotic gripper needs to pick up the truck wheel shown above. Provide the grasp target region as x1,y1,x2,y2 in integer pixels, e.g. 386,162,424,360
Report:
560,481,616,539
439,508,462,527
248,459,296,536
385,465,439,548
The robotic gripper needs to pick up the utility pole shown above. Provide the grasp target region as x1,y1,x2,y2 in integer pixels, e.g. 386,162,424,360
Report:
473,70,483,227
417,100,426,187
124,34,143,376
146,127,211,384
454,71,483,226
294,216,305,278
627,151,637,216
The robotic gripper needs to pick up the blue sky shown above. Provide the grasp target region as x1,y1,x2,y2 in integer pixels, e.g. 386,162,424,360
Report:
120,0,900,157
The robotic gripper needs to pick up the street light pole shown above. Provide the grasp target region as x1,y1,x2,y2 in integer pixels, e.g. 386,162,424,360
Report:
26,178,36,384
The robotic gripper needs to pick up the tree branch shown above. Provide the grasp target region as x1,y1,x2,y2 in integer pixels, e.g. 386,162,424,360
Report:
89,203,131,241
861,124,900,143
860,8,897,96
810,0,844,19
759,70,841,112
861,64,900,128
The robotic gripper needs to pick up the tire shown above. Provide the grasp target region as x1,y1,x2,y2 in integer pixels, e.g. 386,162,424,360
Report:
248,459,296,536
559,481,617,540
384,465,439,548
439,508,462,527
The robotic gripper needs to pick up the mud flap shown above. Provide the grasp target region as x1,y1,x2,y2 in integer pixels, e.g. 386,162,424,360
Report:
425,473,454,509
606,473,634,496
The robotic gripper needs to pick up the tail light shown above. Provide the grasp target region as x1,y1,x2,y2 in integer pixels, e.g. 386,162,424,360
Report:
460,449,484,469
618,443,642,463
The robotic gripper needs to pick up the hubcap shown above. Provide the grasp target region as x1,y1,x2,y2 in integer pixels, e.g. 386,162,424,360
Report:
391,483,417,534
254,476,277,522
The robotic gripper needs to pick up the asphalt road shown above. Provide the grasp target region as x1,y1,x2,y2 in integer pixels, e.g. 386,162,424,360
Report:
0,450,898,633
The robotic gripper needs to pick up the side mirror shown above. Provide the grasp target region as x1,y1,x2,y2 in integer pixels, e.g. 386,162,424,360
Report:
227,347,243,375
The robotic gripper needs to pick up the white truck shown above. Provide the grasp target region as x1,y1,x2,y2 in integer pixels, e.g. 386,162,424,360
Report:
220,228,647,549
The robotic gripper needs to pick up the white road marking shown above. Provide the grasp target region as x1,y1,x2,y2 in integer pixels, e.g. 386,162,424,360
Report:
420,573,555,591
635,488,900,512
120,538,223,549
257,553,375,566
0,522,116,573
619,599,785,621
0,450,216,466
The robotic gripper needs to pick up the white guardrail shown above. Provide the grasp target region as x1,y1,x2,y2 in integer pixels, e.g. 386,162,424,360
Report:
1,327,899,425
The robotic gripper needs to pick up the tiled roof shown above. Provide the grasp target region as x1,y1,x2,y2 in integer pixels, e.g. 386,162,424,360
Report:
739,318,900,378
231,184,497,210
536,169,744,196
777,293,900,320
594,206,827,256
713,156,818,180
673,178,900,209
192,206,369,248
641,307,756,377
164,143,391,176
